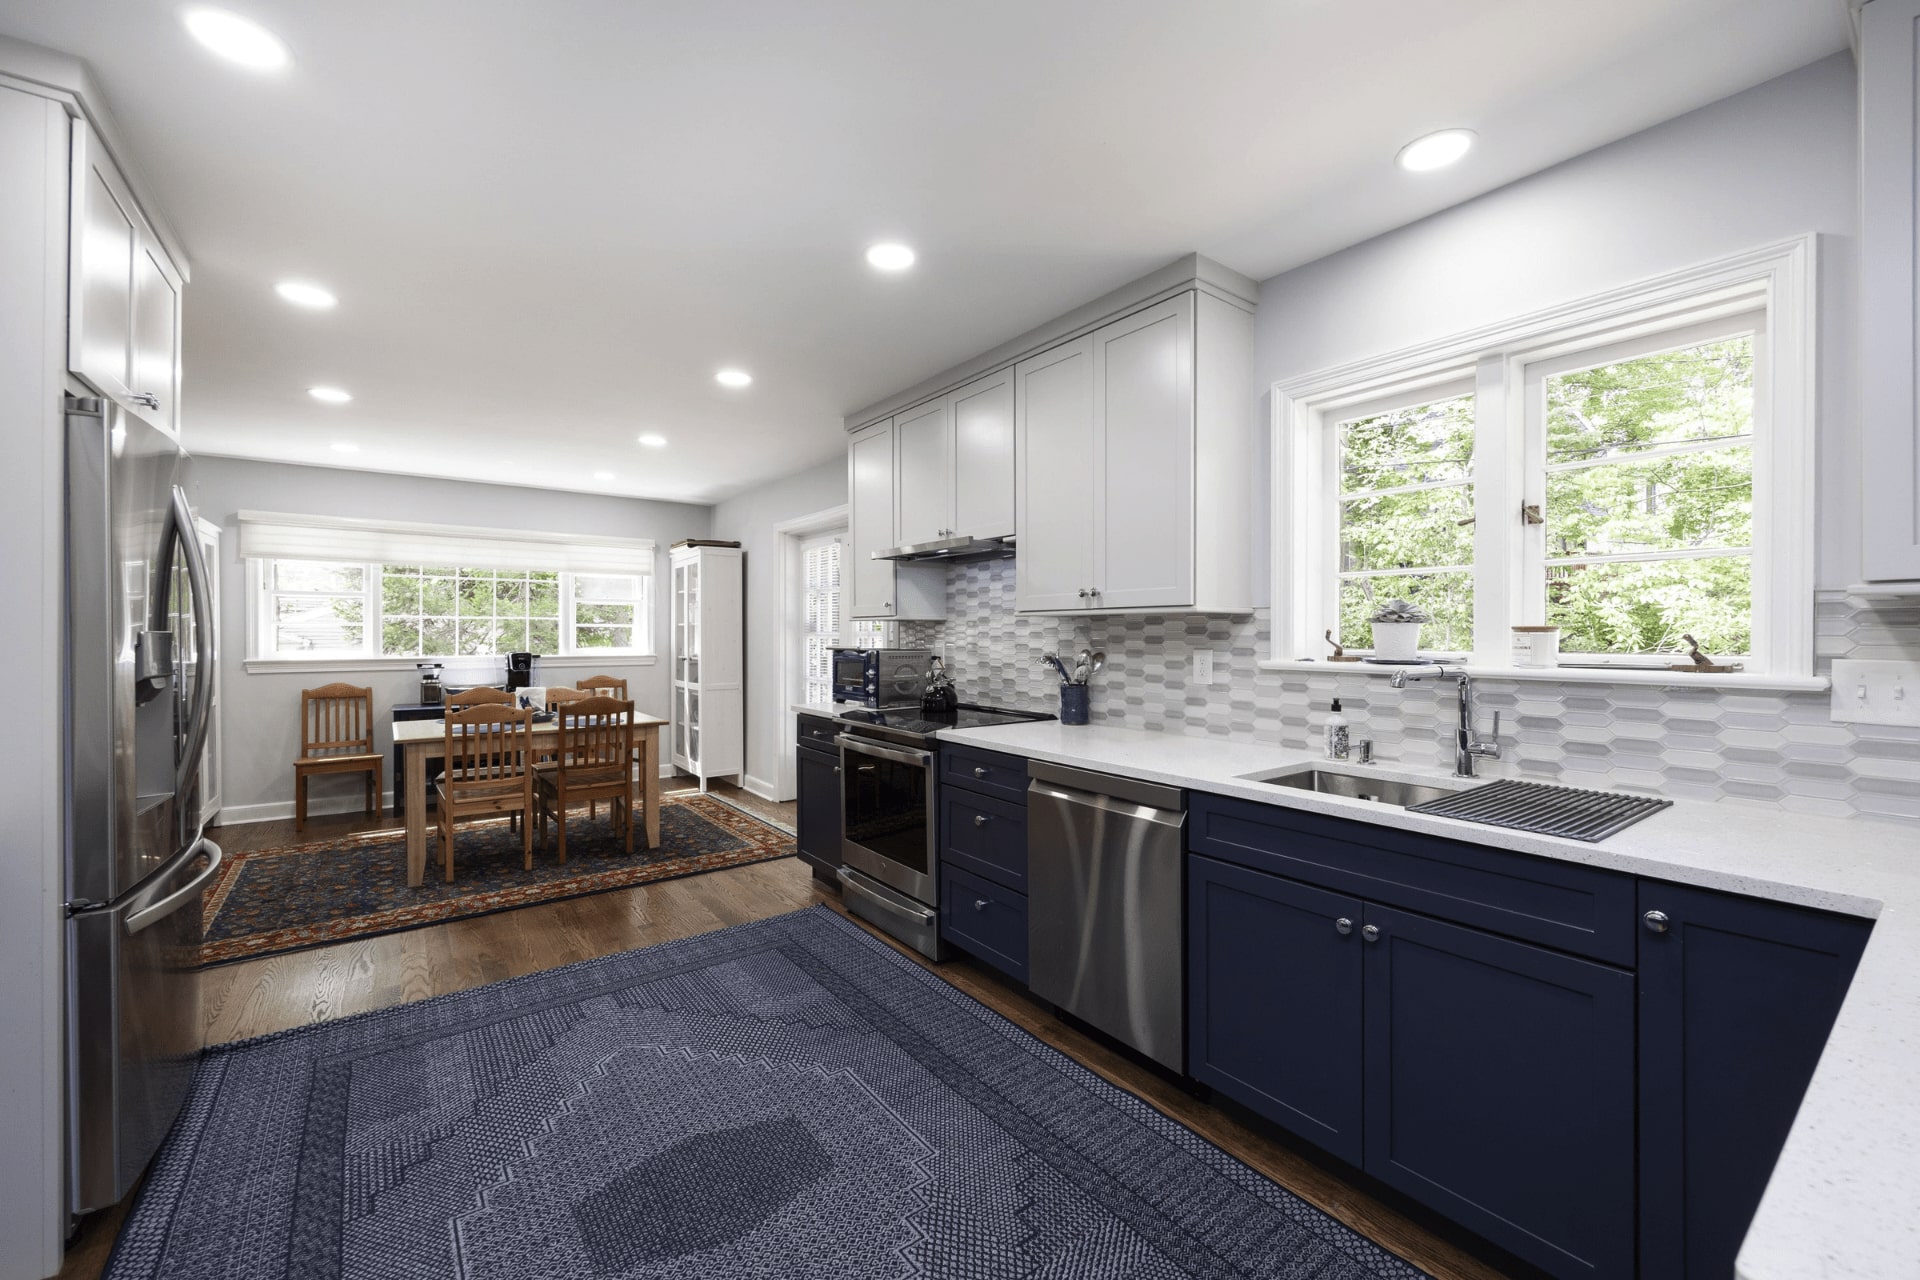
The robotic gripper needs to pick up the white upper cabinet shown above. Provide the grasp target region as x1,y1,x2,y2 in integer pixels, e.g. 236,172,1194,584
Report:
70,120,183,438
1014,336,1098,612
848,418,948,620
1015,290,1253,614
1861,0,1920,584
892,396,950,546
948,368,1014,539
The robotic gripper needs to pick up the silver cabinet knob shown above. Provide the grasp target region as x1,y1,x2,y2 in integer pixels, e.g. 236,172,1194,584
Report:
131,392,159,409
973,813,989,826
832,765,840,774
1360,924,1381,942
1335,917,1353,935
973,766,988,778
973,898,989,912
1077,589,1089,598
1643,909,1671,934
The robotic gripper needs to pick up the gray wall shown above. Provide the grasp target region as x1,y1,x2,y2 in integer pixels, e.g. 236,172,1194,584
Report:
1251,52,1860,586
708,455,847,798
186,456,711,819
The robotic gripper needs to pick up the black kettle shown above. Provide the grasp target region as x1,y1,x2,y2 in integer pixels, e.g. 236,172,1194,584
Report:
921,655,958,713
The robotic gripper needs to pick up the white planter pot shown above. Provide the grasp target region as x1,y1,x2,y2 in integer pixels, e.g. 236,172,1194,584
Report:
1370,621,1423,662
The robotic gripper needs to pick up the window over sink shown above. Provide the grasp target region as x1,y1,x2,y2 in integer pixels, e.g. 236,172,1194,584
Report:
1271,238,1813,678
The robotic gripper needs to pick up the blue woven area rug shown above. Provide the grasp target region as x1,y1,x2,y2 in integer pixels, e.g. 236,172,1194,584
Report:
110,906,1428,1279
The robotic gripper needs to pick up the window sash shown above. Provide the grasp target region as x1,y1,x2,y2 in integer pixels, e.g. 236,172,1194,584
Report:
253,558,651,660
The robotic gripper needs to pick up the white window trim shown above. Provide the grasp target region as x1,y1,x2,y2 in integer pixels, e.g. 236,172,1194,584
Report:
244,559,656,673
1266,234,1818,685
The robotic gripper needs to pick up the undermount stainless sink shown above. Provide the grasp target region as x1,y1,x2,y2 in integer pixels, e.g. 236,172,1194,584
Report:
1237,766,1462,809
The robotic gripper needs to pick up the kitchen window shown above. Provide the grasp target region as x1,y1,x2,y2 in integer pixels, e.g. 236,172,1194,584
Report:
238,512,655,668
1270,238,1815,681
799,534,842,705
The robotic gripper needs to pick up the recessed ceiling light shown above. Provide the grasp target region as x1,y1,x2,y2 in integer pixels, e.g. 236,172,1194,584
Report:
593,470,616,481
865,242,916,272
308,386,352,404
636,433,668,448
181,7,290,72
715,368,752,388
1396,129,1476,172
274,280,336,309
330,441,360,454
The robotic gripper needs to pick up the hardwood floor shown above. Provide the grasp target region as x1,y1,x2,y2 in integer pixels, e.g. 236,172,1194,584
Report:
57,776,1509,1280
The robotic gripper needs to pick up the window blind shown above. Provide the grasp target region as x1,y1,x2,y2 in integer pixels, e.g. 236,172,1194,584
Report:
236,511,656,576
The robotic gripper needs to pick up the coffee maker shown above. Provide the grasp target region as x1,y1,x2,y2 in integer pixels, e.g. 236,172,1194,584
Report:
506,652,536,691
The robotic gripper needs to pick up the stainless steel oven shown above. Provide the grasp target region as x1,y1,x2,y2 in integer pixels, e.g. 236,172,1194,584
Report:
837,733,936,903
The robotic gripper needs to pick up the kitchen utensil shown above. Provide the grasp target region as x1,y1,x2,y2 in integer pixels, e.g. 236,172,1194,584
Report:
1087,651,1106,677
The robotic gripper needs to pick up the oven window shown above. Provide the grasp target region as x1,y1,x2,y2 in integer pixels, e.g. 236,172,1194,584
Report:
842,750,929,875
834,652,868,684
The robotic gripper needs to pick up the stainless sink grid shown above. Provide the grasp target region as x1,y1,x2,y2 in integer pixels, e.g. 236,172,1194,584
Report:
1406,779,1672,843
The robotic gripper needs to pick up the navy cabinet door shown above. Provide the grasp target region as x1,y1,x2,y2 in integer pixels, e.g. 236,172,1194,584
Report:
1362,904,1635,1280
1637,881,1870,1280
1188,856,1365,1166
794,746,840,873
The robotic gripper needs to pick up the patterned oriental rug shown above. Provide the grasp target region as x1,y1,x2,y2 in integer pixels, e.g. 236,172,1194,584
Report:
197,793,794,966
112,907,1428,1280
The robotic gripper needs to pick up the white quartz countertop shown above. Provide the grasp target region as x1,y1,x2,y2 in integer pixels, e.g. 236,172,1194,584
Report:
935,720,1920,1280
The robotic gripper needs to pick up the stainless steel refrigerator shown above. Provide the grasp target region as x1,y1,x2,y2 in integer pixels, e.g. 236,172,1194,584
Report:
64,394,223,1218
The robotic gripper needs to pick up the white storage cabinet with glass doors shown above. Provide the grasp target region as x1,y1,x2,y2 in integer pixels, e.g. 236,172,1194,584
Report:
669,543,744,790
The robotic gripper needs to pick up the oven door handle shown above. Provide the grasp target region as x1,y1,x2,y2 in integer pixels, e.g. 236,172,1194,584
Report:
836,735,935,769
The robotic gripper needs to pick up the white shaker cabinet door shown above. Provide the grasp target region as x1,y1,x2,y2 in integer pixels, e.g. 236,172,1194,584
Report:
892,396,950,547
1015,335,1097,612
848,420,898,617
130,236,181,437
950,367,1015,539
70,123,136,404
1093,293,1194,610
1861,0,1920,582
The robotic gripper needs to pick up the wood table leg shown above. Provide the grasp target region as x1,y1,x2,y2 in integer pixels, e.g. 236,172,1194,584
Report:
642,725,661,849
406,742,427,887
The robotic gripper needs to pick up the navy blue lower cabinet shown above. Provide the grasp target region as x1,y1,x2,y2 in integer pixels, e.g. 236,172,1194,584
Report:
794,745,841,875
1187,855,1365,1166
1361,903,1636,1280
939,863,1028,982
1637,881,1871,1280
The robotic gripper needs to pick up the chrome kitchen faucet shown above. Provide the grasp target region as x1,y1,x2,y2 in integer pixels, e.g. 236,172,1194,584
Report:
1388,665,1502,778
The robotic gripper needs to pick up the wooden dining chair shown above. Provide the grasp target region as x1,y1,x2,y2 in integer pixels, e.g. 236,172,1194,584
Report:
434,703,536,881
445,687,515,708
534,696,635,862
293,683,382,831
545,686,589,711
568,681,627,817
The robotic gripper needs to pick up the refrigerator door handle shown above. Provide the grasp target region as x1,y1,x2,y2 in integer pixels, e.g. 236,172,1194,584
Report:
125,837,221,936
163,484,216,822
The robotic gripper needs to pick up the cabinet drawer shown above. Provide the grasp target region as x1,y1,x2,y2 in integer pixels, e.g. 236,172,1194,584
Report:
796,713,842,752
940,863,1028,983
942,744,1029,802
1189,793,1636,965
941,788,1027,891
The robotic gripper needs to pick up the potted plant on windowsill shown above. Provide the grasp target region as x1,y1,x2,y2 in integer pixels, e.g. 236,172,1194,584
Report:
1369,599,1431,661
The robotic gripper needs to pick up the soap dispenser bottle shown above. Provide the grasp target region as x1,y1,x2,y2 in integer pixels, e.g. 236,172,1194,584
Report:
1325,698,1350,761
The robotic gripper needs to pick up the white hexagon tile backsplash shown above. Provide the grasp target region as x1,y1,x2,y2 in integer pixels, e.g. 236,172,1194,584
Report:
902,559,1920,826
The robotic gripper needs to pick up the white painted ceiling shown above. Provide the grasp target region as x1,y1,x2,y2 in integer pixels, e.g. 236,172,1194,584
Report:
0,0,1848,504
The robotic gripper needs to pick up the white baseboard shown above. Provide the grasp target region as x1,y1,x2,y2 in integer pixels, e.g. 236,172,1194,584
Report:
216,791,398,827
741,774,792,804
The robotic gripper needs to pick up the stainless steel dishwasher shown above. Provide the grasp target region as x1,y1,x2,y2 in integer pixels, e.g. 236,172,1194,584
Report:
1026,761,1187,1071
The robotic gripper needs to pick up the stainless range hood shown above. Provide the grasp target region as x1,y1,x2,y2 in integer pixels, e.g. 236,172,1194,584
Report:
873,533,1015,563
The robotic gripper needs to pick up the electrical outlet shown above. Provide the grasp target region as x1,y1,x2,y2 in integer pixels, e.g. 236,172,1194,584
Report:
1830,659,1920,727
1191,650,1214,684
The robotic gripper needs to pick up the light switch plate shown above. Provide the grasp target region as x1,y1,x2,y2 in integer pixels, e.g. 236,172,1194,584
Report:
1830,659,1920,727
1192,650,1215,684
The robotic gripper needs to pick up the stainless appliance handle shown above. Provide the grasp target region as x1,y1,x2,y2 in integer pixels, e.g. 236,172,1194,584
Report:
125,837,222,935
1028,780,1187,830
835,734,935,769
836,866,935,925
161,485,216,814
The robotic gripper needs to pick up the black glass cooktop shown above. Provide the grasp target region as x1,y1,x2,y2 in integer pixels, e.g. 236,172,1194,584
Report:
837,703,1052,745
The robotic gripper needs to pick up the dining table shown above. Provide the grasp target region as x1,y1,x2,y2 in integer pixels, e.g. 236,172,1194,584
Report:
393,711,669,888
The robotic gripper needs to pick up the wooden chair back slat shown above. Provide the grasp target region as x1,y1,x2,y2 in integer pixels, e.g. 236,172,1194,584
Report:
300,683,374,758
556,696,634,782
446,687,515,708
442,704,534,794
545,686,589,711
576,675,628,699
